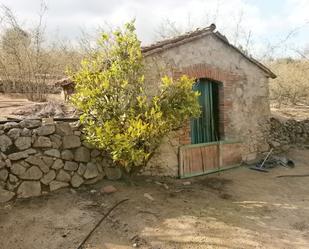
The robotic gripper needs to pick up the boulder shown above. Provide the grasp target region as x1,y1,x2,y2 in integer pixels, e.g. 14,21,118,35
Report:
0,188,15,202
64,161,78,171
23,148,37,155
8,151,28,161
20,166,43,180
44,149,60,158
7,128,21,140
61,150,74,161
0,135,12,152
77,163,86,175
0,160,5,169
17,181,41,198
10,163,26,176
49,181,69,191
25,156,49,173
101,185,117,194
15,137,32,150
55,122,73,136
52,159,64,170
33,136,52,148
56,169,71,182
41,156,54,167
19,120,41,129
4,122,19,130
83,163,99,179
105,167,122,180
0,169,8,181
62,135,81,149
41,170,56,185
37,125,55,136
90,150,101,158
9,174,19,183
71,173,84,188
50,134,62,149
74,147,90,162
20,128,31,136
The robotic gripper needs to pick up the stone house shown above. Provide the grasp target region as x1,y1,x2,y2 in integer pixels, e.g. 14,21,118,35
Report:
142,24,276,177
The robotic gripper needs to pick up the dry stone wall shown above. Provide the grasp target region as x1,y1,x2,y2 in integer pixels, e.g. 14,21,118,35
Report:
0,119,120,203
269,117,309,150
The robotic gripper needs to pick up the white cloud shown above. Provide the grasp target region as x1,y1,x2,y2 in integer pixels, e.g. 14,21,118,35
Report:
0,0,307,57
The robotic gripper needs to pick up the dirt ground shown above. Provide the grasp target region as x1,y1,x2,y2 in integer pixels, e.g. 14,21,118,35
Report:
1,148,309,249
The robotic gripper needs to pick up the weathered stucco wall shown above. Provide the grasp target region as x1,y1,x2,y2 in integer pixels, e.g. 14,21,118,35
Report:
0,119,120,202
144,34,271,176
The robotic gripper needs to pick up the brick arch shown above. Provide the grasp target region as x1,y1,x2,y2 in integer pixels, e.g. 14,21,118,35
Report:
173,63,245,145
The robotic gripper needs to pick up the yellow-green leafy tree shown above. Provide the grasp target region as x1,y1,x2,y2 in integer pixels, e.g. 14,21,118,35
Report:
71,22,200,175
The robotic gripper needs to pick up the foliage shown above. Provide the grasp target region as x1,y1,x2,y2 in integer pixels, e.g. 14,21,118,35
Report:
269,59,309,107
71,22,200,174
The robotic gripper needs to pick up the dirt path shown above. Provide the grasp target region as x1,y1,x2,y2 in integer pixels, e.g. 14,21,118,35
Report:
1,148,309,249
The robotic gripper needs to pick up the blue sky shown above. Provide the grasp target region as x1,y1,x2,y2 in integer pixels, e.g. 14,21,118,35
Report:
0,0,308,58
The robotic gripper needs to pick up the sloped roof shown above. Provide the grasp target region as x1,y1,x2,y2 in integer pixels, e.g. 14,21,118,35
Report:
141,24,276,79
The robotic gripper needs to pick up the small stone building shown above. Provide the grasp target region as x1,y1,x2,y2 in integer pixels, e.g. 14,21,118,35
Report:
142,24,276,177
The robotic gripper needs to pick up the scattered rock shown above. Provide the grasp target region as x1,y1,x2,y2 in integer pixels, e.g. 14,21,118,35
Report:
70,173,84,188
56,169,71,182
44,149,60,158
0,135,12,152
83,162,99,179
74,147,90,162
55,122,73,136
101,185,117,194
105,167,122,180
64,161,78,171
52,159,64,170
41,170,56,185
144,193,154,201
15,137,32,150
62,135,81,149
7,128,21,140
20,166,43,180
49,181,69,191
8,151,28,161
0,188,15,202
182,181,191,186
61,150,74,160
37,125,55,136
33,136,52,148
17,181,41,198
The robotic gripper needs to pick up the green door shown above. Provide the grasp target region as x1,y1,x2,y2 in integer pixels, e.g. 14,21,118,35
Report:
191,79,219,144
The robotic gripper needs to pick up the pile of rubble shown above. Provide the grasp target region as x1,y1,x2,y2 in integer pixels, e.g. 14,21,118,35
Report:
0,119,121,203
269,117,309,151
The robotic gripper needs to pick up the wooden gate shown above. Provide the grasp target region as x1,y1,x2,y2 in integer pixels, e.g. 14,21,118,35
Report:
179,141,242,178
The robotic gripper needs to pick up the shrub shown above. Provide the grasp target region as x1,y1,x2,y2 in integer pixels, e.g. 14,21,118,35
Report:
71,22,200,175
